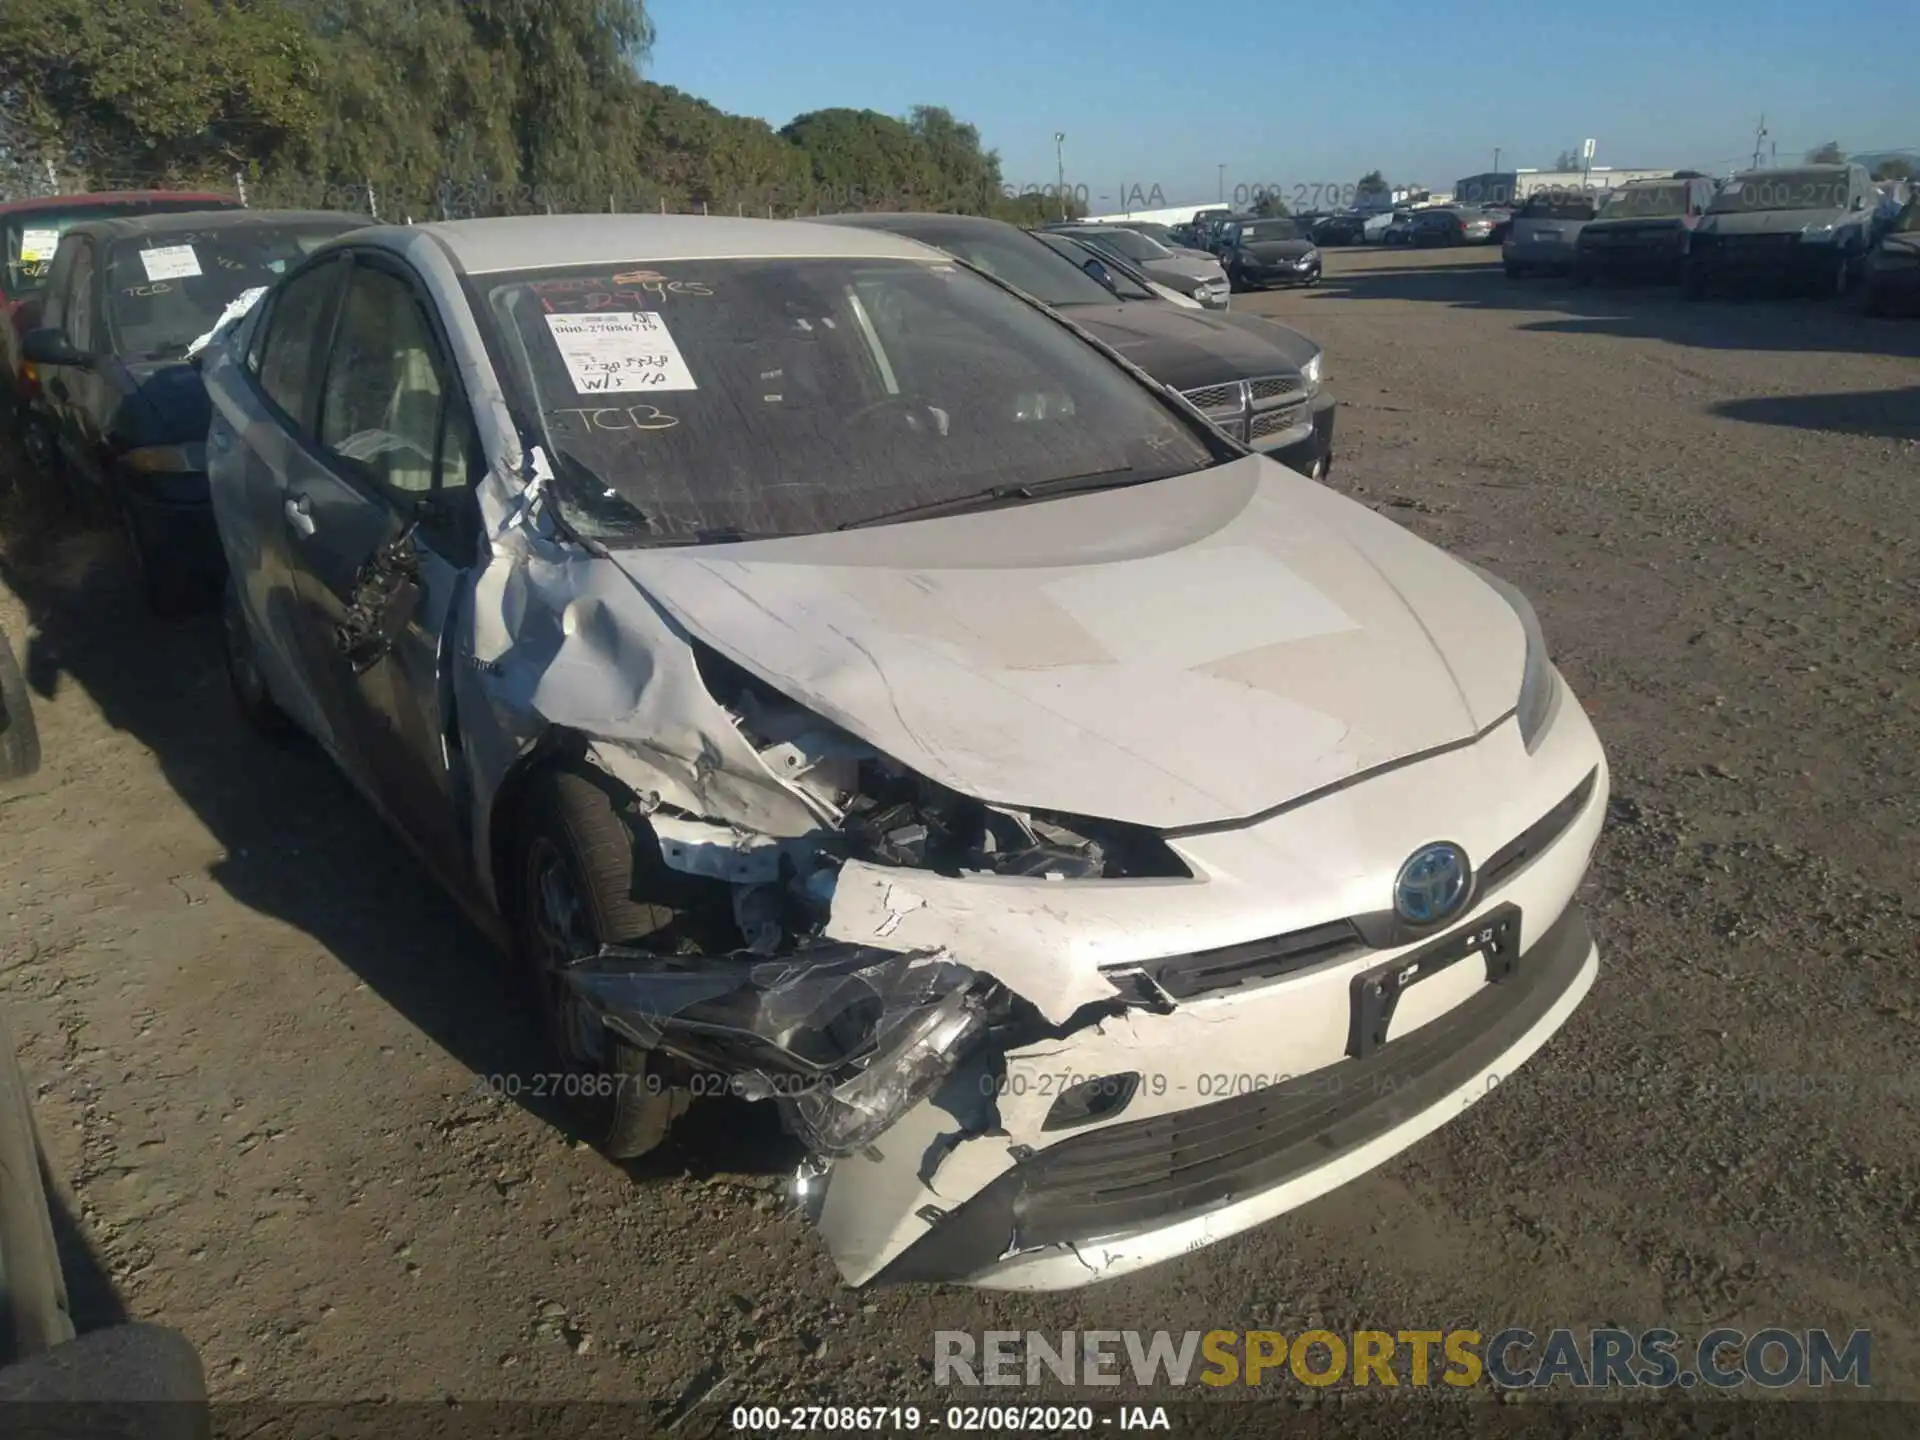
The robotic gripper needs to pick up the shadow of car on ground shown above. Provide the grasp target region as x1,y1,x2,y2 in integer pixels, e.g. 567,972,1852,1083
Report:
0,461,795,1184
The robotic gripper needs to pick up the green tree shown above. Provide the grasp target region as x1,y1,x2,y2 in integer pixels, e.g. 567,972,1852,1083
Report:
1870,157,1911,181
906,104,1005,212
1251,191,1290,218
1357,168,1387,194
1807,141,1845,164
781,107,941,210
0,0,325,182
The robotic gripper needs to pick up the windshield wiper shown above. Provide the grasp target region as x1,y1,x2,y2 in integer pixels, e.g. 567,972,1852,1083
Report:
836,466,1151,530
635,526,787,547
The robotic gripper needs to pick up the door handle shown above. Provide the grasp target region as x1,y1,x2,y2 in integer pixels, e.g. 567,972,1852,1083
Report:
284,494,317,536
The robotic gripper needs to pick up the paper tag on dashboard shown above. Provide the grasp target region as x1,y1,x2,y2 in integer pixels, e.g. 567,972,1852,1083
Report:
19,228,60,263
140,245,202,281
544,311,698,394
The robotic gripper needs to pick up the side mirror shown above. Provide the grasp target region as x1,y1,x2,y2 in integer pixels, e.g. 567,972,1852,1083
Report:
21,327,89,369
1851,195,1866,211
1080,256,1117,290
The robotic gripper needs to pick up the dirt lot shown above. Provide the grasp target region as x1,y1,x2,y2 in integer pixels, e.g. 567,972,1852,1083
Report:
1,242,1916,1412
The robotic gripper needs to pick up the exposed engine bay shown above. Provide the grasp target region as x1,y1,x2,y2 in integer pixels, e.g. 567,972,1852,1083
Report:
558,643,1184,1160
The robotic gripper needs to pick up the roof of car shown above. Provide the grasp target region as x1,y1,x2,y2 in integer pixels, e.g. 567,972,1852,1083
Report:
415,213,940,272
59,208,367,242
808,211,1019,237
0,190,235,219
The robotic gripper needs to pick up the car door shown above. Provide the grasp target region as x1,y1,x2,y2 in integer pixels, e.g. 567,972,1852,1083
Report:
283,251,482,892
220,252,351,747
33,238,108,485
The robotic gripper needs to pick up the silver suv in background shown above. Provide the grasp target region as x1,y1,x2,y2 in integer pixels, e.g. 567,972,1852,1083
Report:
1044,224,1229,309
1683,163,1879,299
1503,190,1599,276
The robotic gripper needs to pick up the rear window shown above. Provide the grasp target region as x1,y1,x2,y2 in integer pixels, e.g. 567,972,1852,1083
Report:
1075,228,1168,262
1519,194,1598,221
1242,220,1303,241
1597,184,1689,220
1711,170,1850,213
3,198,236,300
105,221,358,360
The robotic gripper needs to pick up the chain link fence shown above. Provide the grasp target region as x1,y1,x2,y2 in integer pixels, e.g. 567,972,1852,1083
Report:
2,163,1075,225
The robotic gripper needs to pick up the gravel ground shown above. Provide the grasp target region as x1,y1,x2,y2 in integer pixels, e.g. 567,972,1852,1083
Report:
0,242,1915,1416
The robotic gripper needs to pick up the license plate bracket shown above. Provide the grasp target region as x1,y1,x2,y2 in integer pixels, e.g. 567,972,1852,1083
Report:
1345,904,1522,1059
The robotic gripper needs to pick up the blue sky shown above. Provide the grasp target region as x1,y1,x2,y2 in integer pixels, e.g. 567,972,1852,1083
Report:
646,0,1911,205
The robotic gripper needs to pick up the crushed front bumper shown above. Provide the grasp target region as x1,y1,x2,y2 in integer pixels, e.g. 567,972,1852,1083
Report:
808,675,1608,1288
874,901,1596,1288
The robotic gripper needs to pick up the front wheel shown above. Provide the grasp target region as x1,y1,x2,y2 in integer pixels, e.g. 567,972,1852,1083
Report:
512,763,692,1160
1827,252,1852,300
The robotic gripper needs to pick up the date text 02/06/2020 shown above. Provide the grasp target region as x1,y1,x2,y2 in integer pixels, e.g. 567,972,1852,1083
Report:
470,1071,831,1101
728,1405,1173,1432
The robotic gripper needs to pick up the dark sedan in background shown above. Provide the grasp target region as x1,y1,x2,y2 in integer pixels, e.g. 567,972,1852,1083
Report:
811,212,1337,480
1310,213,1370,246
2,190,238,448
23,209,366,613
1413,208,1498,247
1573,176,1717,285
1215,216,1323,289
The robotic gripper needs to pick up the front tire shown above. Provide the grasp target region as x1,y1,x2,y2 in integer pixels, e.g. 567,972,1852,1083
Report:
512,763,691,1160
1828,252,1852,299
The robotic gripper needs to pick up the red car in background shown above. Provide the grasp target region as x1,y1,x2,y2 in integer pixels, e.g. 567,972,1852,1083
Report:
2,191,239,444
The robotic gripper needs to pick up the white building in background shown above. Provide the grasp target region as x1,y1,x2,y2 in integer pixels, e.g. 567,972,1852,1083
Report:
1079,202,1230,226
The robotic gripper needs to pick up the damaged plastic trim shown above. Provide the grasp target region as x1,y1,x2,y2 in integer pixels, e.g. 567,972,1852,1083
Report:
559,941,1003,1158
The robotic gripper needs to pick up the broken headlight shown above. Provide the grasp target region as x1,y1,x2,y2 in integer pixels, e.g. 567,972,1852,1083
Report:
559,942,1004,1158
1465,561,1560,752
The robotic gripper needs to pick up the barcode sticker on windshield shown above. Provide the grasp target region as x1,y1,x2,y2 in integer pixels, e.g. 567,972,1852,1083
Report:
18,228,60,263
545,311,697,394
140,245,202,281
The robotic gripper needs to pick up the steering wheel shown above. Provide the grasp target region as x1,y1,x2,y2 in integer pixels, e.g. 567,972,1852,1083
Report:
843,394,950,434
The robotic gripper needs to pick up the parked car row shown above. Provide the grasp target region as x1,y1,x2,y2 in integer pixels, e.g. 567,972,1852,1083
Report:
1498,163,1916,312
0,190,1609,1294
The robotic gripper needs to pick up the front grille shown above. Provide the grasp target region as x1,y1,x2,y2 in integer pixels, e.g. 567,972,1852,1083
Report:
1103,918,1362,1002
1249,375,1301,401
1478,767,1598,893
1249,405,1306,439
1008,904,1594,1248
1721,232,1796,252
1182,382,1241,411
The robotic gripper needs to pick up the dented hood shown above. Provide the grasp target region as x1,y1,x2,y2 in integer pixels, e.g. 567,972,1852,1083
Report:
607,456,1525,830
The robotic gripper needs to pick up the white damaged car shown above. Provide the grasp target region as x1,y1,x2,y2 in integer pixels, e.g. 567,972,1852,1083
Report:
201,215,1608,1290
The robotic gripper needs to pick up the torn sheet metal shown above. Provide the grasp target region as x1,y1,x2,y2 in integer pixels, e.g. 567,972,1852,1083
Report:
822,861,1130,1025
186,285,268,359
559,942,997,1157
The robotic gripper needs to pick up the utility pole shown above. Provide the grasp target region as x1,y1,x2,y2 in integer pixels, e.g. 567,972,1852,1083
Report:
1054,133,1066,220
1493,147,1502,174
1218,164,1226,203
1751,114,1768,171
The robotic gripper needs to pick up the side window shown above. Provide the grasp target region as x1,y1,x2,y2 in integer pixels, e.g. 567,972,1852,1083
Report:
257,259,344,434
64,245,96,352
317,264,448,496
437,386,478,489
